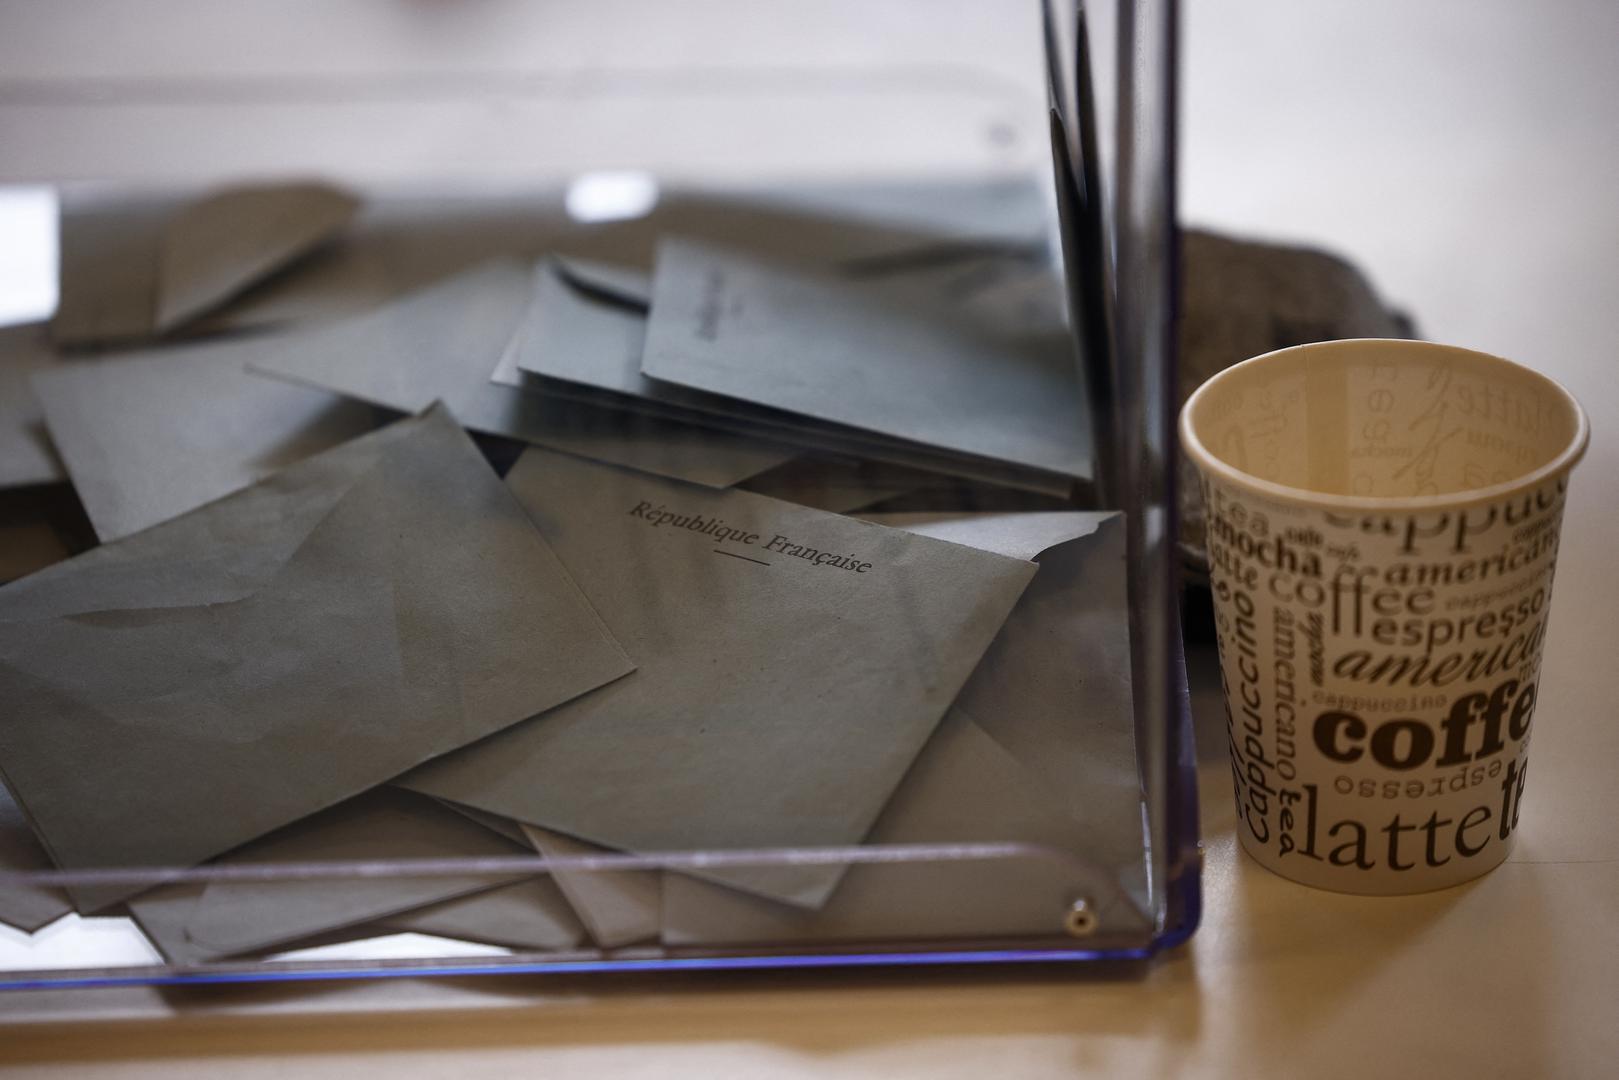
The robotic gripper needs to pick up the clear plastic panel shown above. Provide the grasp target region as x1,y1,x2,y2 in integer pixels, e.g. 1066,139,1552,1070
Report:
0,1,1196,989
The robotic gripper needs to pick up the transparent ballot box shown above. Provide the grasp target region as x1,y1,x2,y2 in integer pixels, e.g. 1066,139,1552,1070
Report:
0,0,1198,988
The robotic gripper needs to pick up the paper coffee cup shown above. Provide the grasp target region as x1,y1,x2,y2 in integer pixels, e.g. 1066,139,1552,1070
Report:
1180,340,1588,894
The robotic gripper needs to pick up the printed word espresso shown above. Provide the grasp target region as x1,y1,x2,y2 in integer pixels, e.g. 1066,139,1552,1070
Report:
627,502,874,572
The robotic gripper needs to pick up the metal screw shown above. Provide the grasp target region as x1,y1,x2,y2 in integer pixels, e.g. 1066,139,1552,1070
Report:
1064,898,1098,938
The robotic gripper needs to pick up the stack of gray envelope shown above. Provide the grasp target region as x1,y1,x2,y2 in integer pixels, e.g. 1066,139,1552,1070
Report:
0,180,1150,962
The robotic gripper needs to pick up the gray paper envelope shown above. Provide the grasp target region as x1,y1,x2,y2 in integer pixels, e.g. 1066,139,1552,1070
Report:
33,337,376,541
52,183,1045,346
403,448,1036,908
0,407,634,910
736,456,932,515
837,244,1068,341
508,257,1073,498
51,186,1057,494
155,182,359,333
428,802,649,948
120,881,211,966
0,324,65,489
379,877,587,952
199,186,1038,338
53,184,355,346
522,825,661,949
249,258,797,488
434,801,657,948
869,513,1142,888
549,257,654,309
640,239,1092,480
663,513,1147,946
126,882,404,968
661,709,1144,946
498,258,650,393
865,511,1111,562
436,801,532,847
51,191,174,346
184,790,534,956
0,781,71,934
125,789,537,962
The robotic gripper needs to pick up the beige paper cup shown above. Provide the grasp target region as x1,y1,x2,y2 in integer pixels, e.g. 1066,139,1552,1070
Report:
1180,340,1588,894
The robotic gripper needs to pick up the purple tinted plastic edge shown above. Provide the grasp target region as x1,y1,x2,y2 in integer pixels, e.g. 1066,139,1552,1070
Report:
0,944,1169,992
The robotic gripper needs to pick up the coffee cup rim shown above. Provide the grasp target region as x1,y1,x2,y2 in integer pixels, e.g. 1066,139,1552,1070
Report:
1179,339,1590,513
